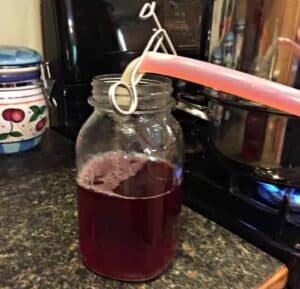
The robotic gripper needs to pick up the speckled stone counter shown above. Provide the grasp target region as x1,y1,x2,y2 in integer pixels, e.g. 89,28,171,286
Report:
0,130,285,289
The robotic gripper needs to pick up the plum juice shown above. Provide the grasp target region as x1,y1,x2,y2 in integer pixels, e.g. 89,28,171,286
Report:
77,151,182,281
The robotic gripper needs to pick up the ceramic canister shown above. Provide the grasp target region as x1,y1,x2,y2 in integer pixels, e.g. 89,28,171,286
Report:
0,46,48,154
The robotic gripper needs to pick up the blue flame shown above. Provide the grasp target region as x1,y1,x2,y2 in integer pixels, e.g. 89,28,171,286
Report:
258,182,282,194
257,182,300,212
289,189,300,212
257,182,285,206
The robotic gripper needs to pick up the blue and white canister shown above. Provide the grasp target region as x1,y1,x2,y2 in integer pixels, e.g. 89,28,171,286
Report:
0,46,48,154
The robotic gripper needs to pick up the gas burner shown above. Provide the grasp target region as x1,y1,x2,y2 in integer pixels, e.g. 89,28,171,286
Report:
288,189,300,213
257,182,300,213
257,182,285,207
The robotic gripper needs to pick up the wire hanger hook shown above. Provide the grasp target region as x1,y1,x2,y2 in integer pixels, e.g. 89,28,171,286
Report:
108,1,177,115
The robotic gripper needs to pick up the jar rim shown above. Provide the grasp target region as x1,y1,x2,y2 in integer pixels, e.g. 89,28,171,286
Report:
92,73,172,92
91,74,174,113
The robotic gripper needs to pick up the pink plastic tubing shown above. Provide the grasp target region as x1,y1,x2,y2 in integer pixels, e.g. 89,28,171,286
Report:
139,52,300,116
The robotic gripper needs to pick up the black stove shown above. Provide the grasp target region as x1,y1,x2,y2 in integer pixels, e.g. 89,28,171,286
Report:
175,110,300,289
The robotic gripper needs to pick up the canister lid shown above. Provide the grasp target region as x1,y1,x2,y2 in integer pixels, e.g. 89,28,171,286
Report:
0,46,41,66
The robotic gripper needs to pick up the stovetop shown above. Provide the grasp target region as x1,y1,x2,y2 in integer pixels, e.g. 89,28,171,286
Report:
174,110,300,288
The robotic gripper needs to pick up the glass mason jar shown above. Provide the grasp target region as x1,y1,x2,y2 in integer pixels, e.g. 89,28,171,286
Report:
76,74,183,281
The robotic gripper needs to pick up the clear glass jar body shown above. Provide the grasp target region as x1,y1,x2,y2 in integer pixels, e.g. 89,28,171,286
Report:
76,75,183,281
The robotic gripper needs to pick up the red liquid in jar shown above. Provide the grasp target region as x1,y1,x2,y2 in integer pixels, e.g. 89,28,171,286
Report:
77,152,182,281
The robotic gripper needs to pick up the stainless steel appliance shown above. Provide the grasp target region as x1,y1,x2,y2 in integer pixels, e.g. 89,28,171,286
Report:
209,98,300,171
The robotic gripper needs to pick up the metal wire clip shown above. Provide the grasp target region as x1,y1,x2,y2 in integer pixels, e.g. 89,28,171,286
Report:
108,1,177,115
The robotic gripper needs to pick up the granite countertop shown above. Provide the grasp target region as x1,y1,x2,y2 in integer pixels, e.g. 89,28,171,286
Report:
0,130,286,289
